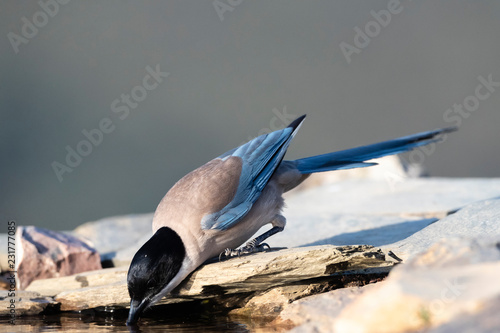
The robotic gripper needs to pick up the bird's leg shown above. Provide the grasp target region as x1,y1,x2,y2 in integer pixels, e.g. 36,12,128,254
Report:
220,215,286,260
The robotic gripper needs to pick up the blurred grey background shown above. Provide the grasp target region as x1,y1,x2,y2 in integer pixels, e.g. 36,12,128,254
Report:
1,1,499,231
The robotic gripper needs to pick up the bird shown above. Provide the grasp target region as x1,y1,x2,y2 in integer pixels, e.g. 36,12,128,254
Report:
126,115,456,325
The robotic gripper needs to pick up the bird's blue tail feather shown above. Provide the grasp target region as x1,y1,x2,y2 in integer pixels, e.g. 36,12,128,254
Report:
294,127,456,174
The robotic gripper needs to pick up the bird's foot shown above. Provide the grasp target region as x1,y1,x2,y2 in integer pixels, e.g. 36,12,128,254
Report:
219,240,270,261
240,239,271,255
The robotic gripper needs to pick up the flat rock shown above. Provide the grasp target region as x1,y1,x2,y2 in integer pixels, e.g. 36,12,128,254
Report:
25,267,127,297
270,177,500,249
26,245,393,312
0,290,57,317
71,213,153,264
16,226,102,290
272,214,438,249
284,177,500,217
385,197,500,260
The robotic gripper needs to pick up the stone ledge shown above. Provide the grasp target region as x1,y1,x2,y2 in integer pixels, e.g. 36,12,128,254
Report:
22,245,394,313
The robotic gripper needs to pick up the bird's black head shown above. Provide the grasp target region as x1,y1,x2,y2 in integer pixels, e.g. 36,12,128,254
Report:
126,226,186,326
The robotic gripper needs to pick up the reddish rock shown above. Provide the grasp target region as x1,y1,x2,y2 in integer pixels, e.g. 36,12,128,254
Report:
16,226,102,290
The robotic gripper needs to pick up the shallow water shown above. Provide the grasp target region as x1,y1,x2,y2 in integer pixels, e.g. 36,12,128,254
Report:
0,303,280,333
0,317,249,332
0,315,249,333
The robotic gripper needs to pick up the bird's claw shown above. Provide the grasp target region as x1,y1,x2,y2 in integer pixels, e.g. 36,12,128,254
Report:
241,242,270,254
218,241,271,261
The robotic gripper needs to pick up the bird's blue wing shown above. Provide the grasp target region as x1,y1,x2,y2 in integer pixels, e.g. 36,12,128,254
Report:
201,115,306,230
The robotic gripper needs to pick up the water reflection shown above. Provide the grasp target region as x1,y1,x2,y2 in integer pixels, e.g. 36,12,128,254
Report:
0,312,248,332
0,302,282,333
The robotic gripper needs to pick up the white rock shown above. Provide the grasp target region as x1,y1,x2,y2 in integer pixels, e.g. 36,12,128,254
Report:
385,197,500,260
333,236,500,333
111,233,153,267
279,284,381,332
429,296,500,333
71,213,153,264
269,235,500,332
284,177,500,217
270,178,500,249
271,214,437,249
288,155,414,193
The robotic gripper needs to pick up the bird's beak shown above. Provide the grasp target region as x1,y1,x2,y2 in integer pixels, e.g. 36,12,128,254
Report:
126,299,148,326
